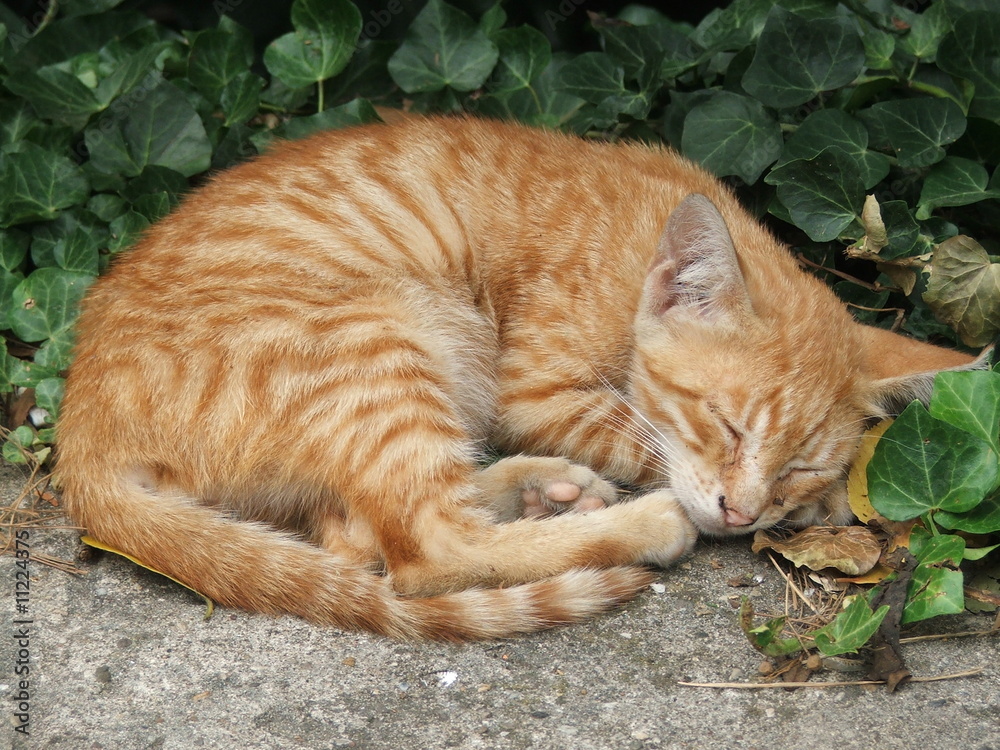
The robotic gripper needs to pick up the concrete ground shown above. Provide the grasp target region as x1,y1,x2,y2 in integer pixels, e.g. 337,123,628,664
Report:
1,462,997,750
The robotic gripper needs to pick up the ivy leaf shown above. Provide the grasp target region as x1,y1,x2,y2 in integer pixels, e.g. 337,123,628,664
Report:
858,98,966,169
936,492,1000,534
776,109,889,190
0,144,90,227
916,157,1000,220
187,24,254,102
479,3,506,38
388,0,499,94
280,98,380,142
478,53,584,128
263,0,362,90
874,200,928,260
557,52,628,103
52,227,101,276
83,79,212,178
0,230,29,272
765,147,864,242
594,18,684,83
324,39,396,103
742,6,865,108
220,71,264,127
680,91,781,184
0,103,43,148
929,369,1000,454
868,401,999,521
738,598,802,657
7,268,94,345
2,425,37,465
938,11,1000,123
897,3,951,61
488,26,551,97
861,25,895,70
691,0,771,52
923,235,1000,347
108,211,149,254
902,535,966,624
556,52,652,123
34,377,65,420
2,65,103,128
812,597,890,656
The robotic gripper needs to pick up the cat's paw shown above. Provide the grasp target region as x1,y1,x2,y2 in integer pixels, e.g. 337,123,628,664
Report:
626,490,698,567
475,455,619,523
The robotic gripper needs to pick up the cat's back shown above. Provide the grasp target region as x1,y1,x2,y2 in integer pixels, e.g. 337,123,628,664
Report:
75,115,806,347
89,115,716,286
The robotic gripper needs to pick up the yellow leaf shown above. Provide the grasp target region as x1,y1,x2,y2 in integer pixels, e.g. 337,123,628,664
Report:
847,418,893,523
81,535,215,619
836,563,893,585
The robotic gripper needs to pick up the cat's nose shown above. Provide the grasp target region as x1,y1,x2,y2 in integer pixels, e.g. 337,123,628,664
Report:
718,495,757,526
723,508,756,526
719,495,757,527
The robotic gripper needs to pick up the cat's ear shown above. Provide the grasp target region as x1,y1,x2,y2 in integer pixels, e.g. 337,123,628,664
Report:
859,326,993,416
639,194,752,323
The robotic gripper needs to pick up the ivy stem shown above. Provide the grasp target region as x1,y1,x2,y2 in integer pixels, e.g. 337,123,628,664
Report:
35,0,59,36
924,511,939,537
317,80,325,113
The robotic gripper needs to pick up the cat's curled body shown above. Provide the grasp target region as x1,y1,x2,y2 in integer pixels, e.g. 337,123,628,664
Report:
58,116,974,639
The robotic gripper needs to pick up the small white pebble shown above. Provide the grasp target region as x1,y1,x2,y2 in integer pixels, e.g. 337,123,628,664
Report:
650,583,666,594
437,671,458,688
620,632,632,639
27,407,51,428
631,731,650,740
765,708,775,718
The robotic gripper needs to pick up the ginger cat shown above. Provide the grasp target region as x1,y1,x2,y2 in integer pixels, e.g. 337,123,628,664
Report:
58,116,977,639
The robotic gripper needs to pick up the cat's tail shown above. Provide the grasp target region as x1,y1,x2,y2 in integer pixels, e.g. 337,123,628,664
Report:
71,479,653,640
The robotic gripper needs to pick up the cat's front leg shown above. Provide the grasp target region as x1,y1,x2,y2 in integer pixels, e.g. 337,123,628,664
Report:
493,381,659,487
624,489,699,566
473,455,619,523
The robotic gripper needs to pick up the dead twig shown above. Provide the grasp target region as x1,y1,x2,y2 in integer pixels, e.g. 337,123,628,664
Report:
795,254,898,292
0,464,82,573
678,668,982,689
899,626,1000,644
767,552,820,614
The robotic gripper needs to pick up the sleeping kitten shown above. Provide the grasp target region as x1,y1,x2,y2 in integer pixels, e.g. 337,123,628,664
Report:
57,116,977,639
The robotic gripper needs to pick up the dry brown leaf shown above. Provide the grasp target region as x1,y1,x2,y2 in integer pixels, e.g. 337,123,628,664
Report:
752,526,883,576
878,263,917,296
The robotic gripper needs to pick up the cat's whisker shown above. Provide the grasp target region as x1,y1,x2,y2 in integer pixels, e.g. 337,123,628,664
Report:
591,370,680,462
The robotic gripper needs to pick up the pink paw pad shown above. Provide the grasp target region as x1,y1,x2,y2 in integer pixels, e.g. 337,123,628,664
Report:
522,482,607,517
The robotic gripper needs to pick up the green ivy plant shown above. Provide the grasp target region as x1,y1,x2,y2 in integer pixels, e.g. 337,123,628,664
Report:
868,368,1000,618
742,367,1000,671
1,0,998,665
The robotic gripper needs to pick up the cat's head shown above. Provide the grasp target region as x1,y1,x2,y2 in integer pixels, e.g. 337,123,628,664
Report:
627,194,986,536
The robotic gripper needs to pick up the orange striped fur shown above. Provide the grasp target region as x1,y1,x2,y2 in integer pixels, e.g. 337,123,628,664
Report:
58,116,977,639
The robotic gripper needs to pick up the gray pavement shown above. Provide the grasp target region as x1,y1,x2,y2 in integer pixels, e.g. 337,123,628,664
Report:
1,462,997,750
